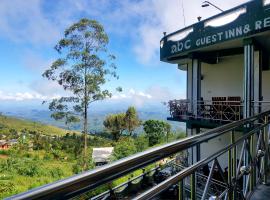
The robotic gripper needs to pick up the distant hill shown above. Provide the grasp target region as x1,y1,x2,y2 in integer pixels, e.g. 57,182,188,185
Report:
0,105,186,134
0,115,76,137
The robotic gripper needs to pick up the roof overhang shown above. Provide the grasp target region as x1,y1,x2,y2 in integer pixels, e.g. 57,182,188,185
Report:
160,0,270,63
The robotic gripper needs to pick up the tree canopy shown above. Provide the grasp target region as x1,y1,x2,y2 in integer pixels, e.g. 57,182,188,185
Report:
143,120,171,146
125,106,141,136
112,137,137,160
43,18,120,169
103,107,141,141
103,113,126,141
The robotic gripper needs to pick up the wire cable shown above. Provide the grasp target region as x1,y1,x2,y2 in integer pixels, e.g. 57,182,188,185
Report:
181,0,186,27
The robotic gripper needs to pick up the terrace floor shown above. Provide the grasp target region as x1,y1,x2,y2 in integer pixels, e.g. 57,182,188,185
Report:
251,178,270,200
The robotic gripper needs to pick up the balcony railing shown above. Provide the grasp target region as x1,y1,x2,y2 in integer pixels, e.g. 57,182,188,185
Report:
168,99,270,122
7,110,270,200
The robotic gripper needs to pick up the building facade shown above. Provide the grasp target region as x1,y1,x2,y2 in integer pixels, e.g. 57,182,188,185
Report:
161,0,270,166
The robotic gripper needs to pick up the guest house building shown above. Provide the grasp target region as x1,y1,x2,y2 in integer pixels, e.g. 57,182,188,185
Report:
161,0,270,166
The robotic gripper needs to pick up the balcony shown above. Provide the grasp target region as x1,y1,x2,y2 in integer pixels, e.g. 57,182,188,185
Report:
168,98,270,126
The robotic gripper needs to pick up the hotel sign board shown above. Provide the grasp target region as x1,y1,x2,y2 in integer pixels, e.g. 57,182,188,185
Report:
160,1,270,61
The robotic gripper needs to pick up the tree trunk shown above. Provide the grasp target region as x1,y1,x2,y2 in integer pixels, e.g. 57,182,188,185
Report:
83,66,88,170
83,106,87,170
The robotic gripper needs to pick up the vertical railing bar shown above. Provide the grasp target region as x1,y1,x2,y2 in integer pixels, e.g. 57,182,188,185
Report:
228,132,232,200
178,180,184,200
201,160,216,200
231,130,237,200
236,140,246,179
250,133,255,191
191,173,196,200
263,116,269,184
244,174,250,197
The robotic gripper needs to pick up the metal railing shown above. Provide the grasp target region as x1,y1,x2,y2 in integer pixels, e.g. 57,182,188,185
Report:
169,99,270,122
7,110,270,200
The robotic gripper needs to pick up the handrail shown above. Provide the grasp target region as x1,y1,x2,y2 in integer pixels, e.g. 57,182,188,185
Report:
134,122,268,200
7,110,270,200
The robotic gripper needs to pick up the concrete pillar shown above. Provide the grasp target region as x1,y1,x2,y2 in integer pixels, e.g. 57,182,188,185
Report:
243,41,255,118
254,51,262,115
192,59,201,117
187,128,201,165
187,64,193,113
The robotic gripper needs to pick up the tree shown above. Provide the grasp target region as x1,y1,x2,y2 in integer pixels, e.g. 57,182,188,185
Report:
112,137,137,160
103,113,125,141
43,18,120,169
47,99,80,130
143,120,171,146
125,106,140,136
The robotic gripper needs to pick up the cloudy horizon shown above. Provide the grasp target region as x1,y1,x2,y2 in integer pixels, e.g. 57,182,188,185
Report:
0,0,248,110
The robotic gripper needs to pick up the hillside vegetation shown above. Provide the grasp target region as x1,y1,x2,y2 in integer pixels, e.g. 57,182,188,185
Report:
0,114,185,199
0,115,76,137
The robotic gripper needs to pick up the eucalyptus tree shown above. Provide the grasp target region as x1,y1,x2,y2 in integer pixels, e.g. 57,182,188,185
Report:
103,113,126,141
48,99,80,130
43,18,120,169
125,106,140,136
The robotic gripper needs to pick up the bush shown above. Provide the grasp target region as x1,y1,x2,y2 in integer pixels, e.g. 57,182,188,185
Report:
17,162,40,177
134,135,148,152
113,137,137,160
0,181,15,195
50,167,64,179
43,153,54,161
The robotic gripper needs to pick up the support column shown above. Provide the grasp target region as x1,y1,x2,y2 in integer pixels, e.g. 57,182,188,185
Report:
187,64,193,113
254,50,262,115
192,59,201,117
243,40,255,118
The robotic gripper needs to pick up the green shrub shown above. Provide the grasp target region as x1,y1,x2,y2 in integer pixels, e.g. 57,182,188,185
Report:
50,167,64,179
43,153,53,161
0,181,15,194
17,163,40,177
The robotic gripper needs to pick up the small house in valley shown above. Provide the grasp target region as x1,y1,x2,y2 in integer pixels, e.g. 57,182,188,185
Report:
92,147,114,166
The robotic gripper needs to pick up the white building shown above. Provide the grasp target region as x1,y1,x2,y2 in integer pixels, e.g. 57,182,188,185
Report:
160,0,270,167
92,147,114,166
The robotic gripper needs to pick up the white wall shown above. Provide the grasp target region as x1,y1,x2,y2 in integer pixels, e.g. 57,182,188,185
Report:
201,55,244,101
199,131,243,169
262,70,270,101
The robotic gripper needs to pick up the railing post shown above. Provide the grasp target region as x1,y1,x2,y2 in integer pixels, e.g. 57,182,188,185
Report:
250,134,255,191
179,180,184,200
228,131,232,200
231,130,237,200
191,173,196,200
263,116,269,184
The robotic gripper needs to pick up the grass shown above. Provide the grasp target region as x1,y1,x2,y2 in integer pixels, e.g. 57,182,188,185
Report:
0,115,79,137
0,150,75,199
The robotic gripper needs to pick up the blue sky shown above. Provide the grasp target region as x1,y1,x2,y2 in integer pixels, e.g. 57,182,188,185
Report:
0,0,248,110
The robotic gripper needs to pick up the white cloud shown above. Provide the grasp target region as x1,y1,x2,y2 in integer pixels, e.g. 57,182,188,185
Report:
29,79,65,96
0,0,61,46
0,91,60,101
130,0,248,64
110,86,184,107
111,89,152,100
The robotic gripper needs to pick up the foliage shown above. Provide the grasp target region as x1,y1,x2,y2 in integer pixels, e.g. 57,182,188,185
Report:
103,107,141,141
125,106,140,136
103,113,126,141
143,120,171,146
48,99,80,130
112,137,137,160
42,18,121,169
134,134,149,152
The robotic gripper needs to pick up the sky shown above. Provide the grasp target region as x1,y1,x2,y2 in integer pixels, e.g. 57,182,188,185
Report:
0,0,250,110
